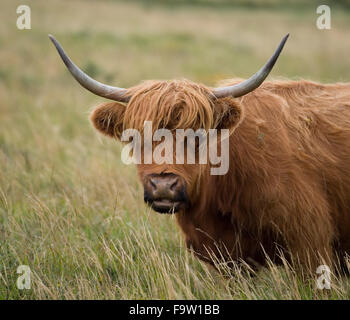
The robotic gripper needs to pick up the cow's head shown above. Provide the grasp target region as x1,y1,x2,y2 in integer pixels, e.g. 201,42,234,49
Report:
49,34,288,214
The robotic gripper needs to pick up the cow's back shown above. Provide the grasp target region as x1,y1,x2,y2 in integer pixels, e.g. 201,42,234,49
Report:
177,80,350,270
237,80,350,250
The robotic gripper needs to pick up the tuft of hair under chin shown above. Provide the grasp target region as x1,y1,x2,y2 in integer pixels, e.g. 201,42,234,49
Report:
123,79,216,134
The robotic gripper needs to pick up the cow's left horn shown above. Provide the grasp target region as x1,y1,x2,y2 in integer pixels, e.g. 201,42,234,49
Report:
49,35,130,103
212,34,289,99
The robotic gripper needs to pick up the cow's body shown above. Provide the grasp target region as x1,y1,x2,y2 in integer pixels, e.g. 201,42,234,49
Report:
176,80,350,271
50,34,350,273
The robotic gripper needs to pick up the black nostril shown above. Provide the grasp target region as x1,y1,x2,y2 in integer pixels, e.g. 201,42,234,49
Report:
170,178,179,191
149,178,157,191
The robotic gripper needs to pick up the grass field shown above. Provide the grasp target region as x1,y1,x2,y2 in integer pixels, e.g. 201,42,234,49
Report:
1,0,350,299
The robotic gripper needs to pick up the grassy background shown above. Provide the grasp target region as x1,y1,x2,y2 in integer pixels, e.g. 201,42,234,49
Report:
1,0,350,299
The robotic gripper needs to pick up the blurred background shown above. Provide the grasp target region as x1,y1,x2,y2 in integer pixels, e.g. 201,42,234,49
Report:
1,0,350,299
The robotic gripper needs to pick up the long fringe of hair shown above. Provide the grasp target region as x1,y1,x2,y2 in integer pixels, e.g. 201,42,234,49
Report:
124,79,216,135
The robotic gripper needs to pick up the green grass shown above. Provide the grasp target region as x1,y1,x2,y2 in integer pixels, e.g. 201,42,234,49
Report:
1,0,350,299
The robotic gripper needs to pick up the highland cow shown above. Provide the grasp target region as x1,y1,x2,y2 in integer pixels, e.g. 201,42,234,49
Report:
50,34,350,273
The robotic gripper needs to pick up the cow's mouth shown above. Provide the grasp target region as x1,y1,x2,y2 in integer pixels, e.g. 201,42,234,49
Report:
149,199,185,214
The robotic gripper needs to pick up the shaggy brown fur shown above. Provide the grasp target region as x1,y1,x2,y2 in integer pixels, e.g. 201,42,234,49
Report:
90,79,350,274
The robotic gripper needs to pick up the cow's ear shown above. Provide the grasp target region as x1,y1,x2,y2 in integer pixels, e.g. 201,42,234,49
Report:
213,97,243,132
90,102,126,139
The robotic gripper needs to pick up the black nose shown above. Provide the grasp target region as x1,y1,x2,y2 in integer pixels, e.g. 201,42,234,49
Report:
148,175,179,198
143,173,187,213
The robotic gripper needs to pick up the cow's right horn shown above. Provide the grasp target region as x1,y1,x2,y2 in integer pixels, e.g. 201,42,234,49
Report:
49,35,130,103
212,34,289,99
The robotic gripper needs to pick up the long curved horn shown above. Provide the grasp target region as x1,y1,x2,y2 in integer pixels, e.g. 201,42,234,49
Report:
49,35,130,103
213,34,289,99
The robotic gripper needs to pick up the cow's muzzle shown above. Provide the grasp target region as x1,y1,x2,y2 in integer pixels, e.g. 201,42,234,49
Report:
143,173,188,214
